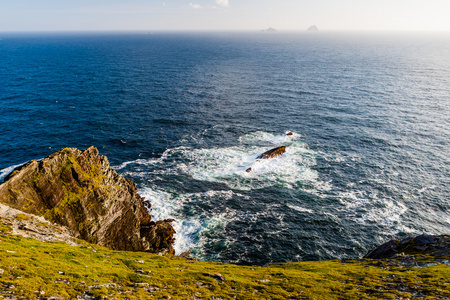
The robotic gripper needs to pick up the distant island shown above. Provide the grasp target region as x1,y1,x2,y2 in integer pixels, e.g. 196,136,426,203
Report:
262,27,277,32
307,25,319,31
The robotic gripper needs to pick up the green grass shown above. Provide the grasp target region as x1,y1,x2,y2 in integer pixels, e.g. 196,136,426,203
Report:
0,233,448,299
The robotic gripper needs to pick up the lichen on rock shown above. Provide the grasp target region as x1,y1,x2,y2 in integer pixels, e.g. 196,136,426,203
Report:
0,146,175,254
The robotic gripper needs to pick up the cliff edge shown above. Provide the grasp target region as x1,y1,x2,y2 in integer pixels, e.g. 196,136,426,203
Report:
0,146,174,254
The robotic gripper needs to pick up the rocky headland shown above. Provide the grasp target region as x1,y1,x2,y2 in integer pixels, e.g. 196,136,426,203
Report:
0,146,174,254
0,147,448,299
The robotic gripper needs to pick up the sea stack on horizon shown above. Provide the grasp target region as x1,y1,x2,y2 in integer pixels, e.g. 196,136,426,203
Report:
307,25,319,31
262,27,277,32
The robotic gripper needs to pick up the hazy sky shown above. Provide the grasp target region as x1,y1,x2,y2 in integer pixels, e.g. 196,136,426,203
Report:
1,0,450,32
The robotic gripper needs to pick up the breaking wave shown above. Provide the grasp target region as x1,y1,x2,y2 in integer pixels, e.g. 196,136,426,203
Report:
113,130,434,263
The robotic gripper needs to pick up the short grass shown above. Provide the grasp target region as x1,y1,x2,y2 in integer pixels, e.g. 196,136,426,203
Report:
0,232,448,299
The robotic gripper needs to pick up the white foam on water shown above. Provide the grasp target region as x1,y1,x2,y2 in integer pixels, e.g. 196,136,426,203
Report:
113,159,151,170
338,188,413,234
139,187,239,256
113,131,323,192
112,148,176,170
175,132,319,190
358,200,408,227
238,131,301,145
287,204,314,214
0,162,27,182
140,187,199,255
192,212,233,261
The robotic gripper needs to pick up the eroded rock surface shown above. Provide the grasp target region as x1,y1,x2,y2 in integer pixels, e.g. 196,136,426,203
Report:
0,146,174,254
0,202,79,245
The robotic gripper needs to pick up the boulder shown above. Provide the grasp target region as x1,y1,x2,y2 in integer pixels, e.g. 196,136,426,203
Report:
0,146,174,254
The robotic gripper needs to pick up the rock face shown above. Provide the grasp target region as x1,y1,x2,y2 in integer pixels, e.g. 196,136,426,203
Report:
0,146,175,254
364,234,450,259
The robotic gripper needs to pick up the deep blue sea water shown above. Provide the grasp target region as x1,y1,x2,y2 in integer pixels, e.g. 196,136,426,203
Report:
1,31,449,265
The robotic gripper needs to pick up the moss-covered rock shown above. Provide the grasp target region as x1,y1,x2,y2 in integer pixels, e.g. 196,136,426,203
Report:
0,146,174,254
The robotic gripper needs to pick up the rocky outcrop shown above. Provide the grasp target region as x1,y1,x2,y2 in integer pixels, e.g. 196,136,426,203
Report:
256,146,286,159
0,146,175,254
364,234,450,259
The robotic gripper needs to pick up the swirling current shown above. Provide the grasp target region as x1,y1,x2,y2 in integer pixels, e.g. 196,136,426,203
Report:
0,32,449,265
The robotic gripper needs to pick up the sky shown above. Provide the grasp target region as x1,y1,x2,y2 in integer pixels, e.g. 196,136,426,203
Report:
1,0,450,32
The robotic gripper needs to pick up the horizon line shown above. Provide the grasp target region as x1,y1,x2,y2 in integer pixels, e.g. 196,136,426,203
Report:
2,28,450,34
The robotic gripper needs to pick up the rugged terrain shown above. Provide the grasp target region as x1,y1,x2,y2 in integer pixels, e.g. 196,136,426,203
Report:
0,147,174,254
0,147,448,299
0,228,448,299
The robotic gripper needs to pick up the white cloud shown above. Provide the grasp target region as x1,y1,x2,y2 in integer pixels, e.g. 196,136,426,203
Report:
190,3,202,9
216,0,229,8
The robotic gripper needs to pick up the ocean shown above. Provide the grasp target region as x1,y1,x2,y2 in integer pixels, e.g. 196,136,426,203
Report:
0,31,449,265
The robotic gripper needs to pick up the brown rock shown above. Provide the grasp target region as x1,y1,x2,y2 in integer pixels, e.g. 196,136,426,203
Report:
256,146,287,159
0,146,175,254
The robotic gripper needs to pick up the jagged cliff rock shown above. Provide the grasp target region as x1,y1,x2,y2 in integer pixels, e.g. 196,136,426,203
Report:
0,146,175,254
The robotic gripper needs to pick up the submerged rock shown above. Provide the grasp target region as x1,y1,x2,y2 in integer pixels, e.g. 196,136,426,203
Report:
256,146,286,159
0,146,174,254
364,234,450,259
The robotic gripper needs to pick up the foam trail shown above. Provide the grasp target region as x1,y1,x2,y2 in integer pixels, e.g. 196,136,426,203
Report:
139,187,239,257
139,188,198,254
287,204,314,214
238,131,301,145
178,133,318,190
338,189,413,234
127,131,341,260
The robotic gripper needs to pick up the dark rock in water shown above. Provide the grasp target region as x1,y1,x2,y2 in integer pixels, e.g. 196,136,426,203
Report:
413,235,437,245
364,234,450,259
256,146,286,159
245,167,252,173
363,240,400,259
0,146,175,255
286,132,293,136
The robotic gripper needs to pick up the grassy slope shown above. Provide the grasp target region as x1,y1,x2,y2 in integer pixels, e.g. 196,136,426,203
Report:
0,230,449,299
